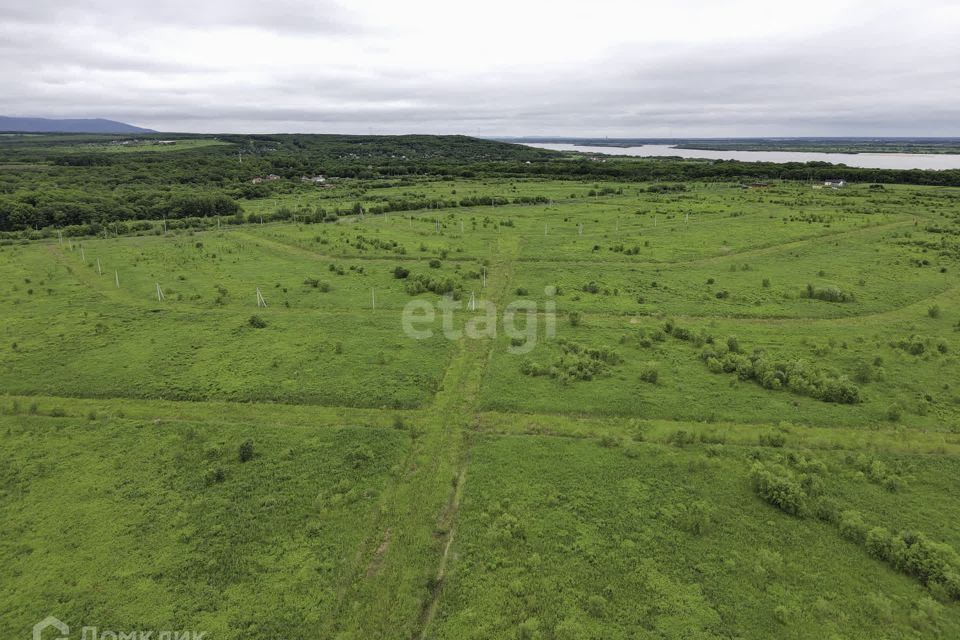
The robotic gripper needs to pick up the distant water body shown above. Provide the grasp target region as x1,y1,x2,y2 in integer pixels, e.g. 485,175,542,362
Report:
522,143,960,171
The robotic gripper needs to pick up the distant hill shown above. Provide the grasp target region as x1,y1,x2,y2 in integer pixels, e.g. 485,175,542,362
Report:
0,116,155,134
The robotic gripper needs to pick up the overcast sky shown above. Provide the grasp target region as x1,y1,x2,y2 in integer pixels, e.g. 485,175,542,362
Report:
1,0,958,136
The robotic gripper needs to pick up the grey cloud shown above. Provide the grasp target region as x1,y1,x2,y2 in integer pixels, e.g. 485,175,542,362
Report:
0,0,363,35
1,0,958,135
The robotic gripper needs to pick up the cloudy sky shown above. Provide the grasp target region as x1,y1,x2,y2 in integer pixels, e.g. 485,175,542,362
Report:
1,0,958,135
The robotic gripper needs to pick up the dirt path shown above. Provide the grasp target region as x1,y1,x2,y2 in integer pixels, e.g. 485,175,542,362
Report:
324,234,519,639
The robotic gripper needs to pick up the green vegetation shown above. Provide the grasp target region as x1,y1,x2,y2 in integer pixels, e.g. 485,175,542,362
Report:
2,133,960,638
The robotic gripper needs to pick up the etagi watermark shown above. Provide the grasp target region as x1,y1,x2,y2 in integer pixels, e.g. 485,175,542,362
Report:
32,616,206,640
401,287,557,354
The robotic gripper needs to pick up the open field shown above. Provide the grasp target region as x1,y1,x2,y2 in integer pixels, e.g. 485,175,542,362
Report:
3,170,960,638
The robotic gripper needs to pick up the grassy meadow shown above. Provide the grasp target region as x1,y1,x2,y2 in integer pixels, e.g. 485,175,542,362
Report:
3,176,960,638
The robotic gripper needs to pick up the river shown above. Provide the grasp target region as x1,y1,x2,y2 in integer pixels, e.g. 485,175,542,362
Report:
522,143,960,171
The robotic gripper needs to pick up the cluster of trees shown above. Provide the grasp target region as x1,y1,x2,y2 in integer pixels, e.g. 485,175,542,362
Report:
5,131,960,235
492,157,960,187
403,273,463,298
803,283,855,302
701,348,862,404
0,189,239,231
521,339,622,383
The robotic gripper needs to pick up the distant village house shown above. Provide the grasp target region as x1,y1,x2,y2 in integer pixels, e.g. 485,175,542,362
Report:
251,174,282,184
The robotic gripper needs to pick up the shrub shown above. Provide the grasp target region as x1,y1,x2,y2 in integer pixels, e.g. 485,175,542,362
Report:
569,311,581,327
404,273,463,298
205,467,226,485
928,305,941,319
750,462,808,517
813,497,840,523
598,434,620,448
804,284,854,302
666,430,696,447
248,315,267,328
700,343,862,404
726,335,741,353
428,259,442,268
866,527,894,560
838,510,868,544
521,340,622,383
586,595,607,617
238,439,255,462
639,367,659,384
759,432,786,447
392,266,410,279
676,500,714,536
887,403,903,422
773,605,792,625
347,444,375,467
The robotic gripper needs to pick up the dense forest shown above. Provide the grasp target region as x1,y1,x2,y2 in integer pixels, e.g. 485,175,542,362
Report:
2,132,960,233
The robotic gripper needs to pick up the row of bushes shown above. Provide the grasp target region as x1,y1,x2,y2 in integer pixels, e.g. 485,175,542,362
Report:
891,334,949,356
658,320,863,404
750,459,960,600
843,515,960,600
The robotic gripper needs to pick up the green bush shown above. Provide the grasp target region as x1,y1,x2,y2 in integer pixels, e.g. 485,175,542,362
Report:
887,403,903,422
248,315,267,328
205,467,226,485
750,462,808,517
238,439,255,462
838,510,868,544
700,346,862,404
804,284,854,302
676,499,714,535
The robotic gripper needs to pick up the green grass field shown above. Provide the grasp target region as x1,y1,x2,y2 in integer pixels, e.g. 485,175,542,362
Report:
3,179,960,638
